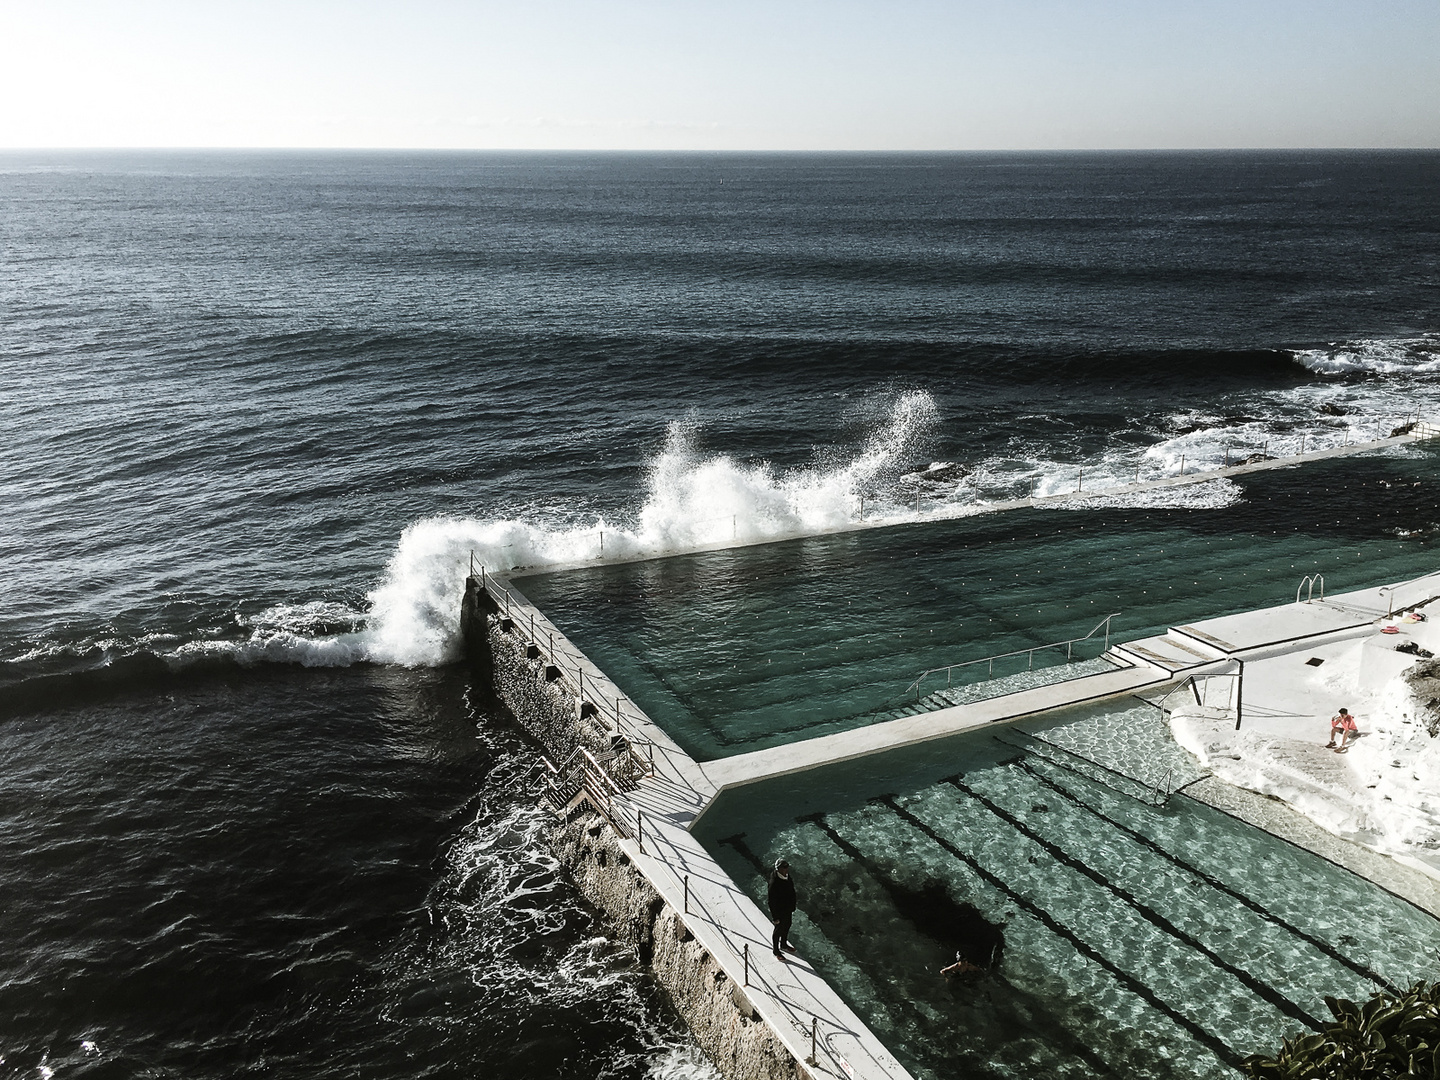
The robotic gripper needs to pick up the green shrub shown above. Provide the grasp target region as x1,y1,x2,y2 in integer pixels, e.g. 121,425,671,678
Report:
1243,982,1440,1079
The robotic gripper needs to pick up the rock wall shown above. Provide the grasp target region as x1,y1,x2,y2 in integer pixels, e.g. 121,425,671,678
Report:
552,813,804,1080
472,603,803,1080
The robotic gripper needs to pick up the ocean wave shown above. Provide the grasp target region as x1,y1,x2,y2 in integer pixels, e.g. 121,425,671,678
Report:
1292,335,1440,377
362,390,942,666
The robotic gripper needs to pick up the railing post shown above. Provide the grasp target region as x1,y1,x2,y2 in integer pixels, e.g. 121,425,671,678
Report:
1300,433,1306,455
744,942,749,987
1233,657,1245,732
636,809,644,855
684,875,690,914
1179,454,1185,476
810,1016,817,1065
1077,467,1083,493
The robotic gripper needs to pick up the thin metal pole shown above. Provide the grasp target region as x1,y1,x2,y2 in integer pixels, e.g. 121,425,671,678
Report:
1233,657,1245,731
684,875,690,914
530,612,535,639
916,488,920,513
637,810,644,854
810,1017,817,1065
1179,454,1185,475
1135,463,1140,485
743,943,749,987
1077,468,1083,493
1300,433,1306,455
599,530,604,556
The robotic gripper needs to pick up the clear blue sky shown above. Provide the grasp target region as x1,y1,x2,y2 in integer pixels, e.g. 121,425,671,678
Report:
1,0,1435,150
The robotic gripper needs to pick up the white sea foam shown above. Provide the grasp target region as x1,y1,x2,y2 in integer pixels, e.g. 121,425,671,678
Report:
1293,335,1440,377
362,391,941,666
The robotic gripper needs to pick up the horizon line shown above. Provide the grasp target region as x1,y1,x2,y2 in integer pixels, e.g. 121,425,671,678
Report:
3,145,1439,154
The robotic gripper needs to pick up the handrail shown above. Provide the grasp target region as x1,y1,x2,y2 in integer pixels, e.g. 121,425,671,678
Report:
479,568,659,769
1153,676,1201,719
906,613,1121,699
1379,570,1440,617
1296,574,1324,604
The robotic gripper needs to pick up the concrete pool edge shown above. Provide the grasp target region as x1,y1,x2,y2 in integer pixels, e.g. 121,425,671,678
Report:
466,558,1440,1078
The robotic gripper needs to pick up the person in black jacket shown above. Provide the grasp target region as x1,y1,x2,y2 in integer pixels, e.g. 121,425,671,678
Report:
767,858,797,959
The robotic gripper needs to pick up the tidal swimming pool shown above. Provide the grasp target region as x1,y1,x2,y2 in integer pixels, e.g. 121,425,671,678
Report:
518,452,1440,760
693,704,1440,1080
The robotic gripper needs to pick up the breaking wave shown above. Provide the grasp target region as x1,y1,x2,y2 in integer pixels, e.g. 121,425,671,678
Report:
1292,335,1440,377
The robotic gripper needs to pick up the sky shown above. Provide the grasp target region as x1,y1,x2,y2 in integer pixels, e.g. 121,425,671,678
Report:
0,0,1436,151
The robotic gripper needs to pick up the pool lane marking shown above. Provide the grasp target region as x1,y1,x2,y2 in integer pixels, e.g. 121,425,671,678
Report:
876,795,1248,1071
1015,757,1401,995
942,775,1327,1034
716,830,1056,1078
798,812,1117,1079
998,730,1166,806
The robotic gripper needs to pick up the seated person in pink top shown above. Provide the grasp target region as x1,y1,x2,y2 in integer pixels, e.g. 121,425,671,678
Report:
1327,708,1359,752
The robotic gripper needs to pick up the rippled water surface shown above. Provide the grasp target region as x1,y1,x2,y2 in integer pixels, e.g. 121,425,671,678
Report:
4,149,1440,1078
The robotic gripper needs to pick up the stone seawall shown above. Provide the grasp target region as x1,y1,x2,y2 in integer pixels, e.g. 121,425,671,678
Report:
480,611,802,1080
553,813,802,1080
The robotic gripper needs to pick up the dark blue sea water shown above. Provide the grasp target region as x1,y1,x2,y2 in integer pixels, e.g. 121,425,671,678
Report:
3,150,1439,1079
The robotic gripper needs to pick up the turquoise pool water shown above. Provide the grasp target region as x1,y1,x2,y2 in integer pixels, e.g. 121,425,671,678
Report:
518,451,1440,760
693,705,1440,1080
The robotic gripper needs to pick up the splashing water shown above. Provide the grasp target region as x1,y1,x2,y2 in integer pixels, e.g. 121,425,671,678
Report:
363,391,940,666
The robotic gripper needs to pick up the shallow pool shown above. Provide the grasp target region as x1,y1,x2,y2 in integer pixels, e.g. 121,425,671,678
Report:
519,452,1440,760
693,705,1440,1080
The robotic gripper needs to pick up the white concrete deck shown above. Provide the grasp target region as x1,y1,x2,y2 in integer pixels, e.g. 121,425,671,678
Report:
701,659,1171,793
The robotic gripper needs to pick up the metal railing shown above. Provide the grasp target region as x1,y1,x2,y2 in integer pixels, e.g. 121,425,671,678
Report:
478,565,660,764
1379,570,1440,617
1296,574,1325,604
906,613,1122,700
1152,675,1203,721
541,745,636,835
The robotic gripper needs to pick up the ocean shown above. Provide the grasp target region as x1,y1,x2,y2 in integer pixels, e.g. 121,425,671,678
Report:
3,149,1438,1079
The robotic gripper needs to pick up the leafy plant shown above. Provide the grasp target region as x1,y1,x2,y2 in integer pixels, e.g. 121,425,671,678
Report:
1243,982,1440,1079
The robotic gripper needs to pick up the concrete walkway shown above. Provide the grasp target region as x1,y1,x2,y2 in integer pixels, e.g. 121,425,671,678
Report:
700,659,1171,793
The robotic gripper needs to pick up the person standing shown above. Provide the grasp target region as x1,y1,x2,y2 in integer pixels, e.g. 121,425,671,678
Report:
768,859,797,960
